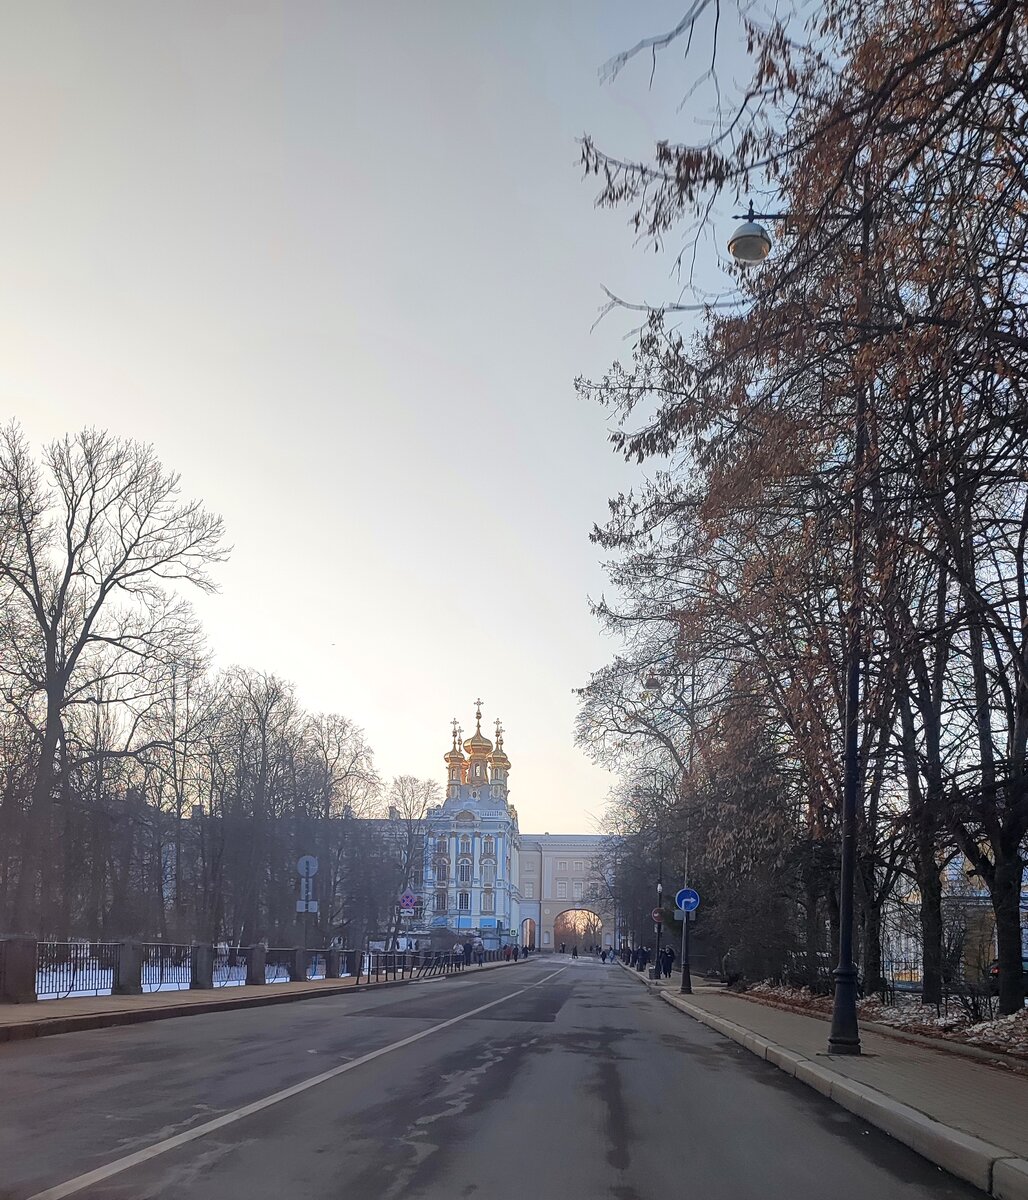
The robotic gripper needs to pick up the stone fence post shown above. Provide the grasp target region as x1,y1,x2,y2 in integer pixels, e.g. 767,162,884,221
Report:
288,949,307,982
0,937,38,1003
326,949,341,979
114,941,142,995
191,944,214,990
246,945,266,986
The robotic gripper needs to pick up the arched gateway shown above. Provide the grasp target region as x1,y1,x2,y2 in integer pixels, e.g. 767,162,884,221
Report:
516,834,615,952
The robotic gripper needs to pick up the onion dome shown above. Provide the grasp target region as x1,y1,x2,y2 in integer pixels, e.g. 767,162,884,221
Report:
462,699,493,758
444,718,467,767
489,720,510,772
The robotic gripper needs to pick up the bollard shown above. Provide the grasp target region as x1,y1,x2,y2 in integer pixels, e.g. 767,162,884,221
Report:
114,941,143,995
326,949,341,979
191,944,214,990
0,937,38,1003
246,944,267,986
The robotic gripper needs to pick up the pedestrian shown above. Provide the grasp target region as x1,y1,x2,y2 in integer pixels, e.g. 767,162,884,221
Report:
560,941,566,955
513,945,519,962
504,944,512,961
473,937,485,966
571,945,579,959
663,945,676,979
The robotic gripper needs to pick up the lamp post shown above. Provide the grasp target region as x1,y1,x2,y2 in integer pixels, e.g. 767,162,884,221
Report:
654,879,663,978
729,197,868,1055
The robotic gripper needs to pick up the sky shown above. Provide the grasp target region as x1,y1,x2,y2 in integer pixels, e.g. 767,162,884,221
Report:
0,2,747,834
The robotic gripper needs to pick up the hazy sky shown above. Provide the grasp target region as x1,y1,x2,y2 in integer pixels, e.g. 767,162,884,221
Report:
0,2,743,832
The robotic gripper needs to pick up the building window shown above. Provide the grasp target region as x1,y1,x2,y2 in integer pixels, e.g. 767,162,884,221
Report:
458,891,470,911
436,860,448,883
523,859,536,873
483,862,495,886
482,890,495,913
483,836,495,857
523,882,535,899
458,858,472,884
556,880,567,900
434,890,447,913
435,839,447,856
459,836,472,855
573,880,583,901
557,860,567,871
543,931,551,945
573,860,583,872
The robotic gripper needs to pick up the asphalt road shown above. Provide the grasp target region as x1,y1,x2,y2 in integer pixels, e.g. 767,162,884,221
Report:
0,958,983,1200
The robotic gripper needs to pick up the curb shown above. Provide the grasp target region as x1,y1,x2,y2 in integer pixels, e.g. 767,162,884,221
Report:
619,962,1028,1199
0,959,524,1045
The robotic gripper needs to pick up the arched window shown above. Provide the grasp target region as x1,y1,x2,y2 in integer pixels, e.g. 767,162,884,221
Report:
482,890,495,913
458,858,472,884
434,890,447,913
435,860,448,883
483,861,495,886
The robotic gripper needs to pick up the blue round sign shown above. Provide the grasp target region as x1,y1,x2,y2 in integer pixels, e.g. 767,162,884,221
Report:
676,887,700,912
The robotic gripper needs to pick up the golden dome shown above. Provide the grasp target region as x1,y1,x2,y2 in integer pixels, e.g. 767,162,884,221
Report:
462,699,493,756
444,718,467,765
489,720,510,770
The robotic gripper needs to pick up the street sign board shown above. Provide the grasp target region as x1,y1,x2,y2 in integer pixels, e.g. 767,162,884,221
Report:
296,899,319,914
398,889,417,909
297,855,319,877
675,888,700,912
651,907,663,923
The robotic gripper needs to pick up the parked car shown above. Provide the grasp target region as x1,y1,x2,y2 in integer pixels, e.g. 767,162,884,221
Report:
985,956,1028,994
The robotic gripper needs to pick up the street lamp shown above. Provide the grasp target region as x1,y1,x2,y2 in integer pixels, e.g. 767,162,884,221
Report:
654,880,663,978
729,199,867,1056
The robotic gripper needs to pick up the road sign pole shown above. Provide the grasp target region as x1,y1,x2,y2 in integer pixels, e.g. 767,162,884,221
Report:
680,851,692,995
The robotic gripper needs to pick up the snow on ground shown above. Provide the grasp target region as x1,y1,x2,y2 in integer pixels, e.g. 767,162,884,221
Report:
743,981,1028,1059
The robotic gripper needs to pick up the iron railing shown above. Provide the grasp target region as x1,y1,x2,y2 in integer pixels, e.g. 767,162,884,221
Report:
141,943,192,992
213,946,250,987
265,947,295,983
36,942,121,999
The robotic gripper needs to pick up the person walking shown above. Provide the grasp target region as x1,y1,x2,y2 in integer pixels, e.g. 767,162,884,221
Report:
513,945,519,962
571,945,579,960
663,944,676,979
560,941,566,955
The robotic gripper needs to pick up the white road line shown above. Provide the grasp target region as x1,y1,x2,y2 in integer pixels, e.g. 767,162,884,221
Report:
26,966,568,1200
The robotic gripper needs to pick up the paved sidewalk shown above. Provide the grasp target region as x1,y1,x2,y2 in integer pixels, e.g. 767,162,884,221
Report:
0,958,522,1043
621,964,1028,1200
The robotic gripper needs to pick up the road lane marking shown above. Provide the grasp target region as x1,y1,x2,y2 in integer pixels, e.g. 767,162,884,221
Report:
26,966,568,1200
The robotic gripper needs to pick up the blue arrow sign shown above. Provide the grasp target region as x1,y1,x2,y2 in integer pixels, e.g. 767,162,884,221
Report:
676,887,700,912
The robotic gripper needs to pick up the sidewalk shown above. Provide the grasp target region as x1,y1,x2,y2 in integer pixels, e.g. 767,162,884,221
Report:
621,964,1028,1200
0,958,522,1044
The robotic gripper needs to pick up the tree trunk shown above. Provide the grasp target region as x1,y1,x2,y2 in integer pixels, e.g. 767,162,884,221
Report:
992,850,1026,1016
862,898,883,997
916,842,944,1007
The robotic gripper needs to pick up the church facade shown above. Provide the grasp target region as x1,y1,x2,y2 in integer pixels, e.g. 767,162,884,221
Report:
423,703,522,949
420,702,612,952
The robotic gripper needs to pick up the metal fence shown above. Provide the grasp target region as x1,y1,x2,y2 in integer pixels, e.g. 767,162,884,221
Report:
265,947,295,983
213,946,250,988
141,943,193,992
36,942,121,999
305,951,326,980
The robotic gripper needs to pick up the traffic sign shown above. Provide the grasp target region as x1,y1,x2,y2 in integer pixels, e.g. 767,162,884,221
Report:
651,907,663,923
676,888,700,912
296,899,319,914
297,855,319,877
398,889,417,908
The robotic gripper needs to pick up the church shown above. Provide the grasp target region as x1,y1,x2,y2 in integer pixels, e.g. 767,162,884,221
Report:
424,702,522,948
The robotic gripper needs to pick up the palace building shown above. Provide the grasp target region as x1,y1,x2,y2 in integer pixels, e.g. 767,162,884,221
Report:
424,702,522,948
421,701,612,951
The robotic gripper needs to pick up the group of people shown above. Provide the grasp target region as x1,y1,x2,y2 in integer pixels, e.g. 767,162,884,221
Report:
558,942,617,963
625,944,676,978
451,939,532,966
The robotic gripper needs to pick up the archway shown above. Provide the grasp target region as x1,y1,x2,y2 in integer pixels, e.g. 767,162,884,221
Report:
553,909,604,954
520,917,536,949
